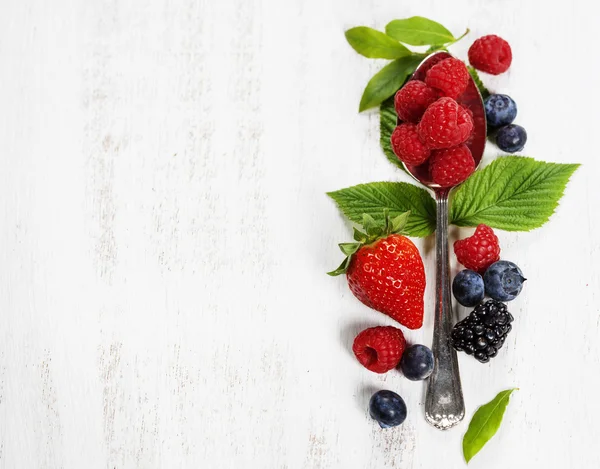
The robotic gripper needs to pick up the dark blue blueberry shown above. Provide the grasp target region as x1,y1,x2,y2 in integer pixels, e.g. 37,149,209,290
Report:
496,124,527,153
484,94,517,127
369,390,407,428
452,270,485,307
483,260,526,301
400,344,434,381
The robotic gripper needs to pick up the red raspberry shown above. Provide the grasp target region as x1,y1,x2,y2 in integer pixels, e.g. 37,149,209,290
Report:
429,144,475,187
352,326,406,373
394,80,439,123
391,123,431,165
425,58,469,99
418,98,474,149
454,224,501,273
468,35,512,75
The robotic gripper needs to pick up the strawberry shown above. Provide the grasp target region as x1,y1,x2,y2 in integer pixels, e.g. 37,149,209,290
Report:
328,212,426,330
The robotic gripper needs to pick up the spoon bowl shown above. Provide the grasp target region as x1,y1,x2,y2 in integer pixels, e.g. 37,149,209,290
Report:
399,51,487,188
396,51,487,430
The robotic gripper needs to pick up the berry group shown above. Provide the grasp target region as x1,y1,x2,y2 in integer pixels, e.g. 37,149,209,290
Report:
484,260,526,301
452,270,485,307
454,224,501,274
496,124,527,153
451,300,514,363
394,80,438,123
369,390,407,428
352,326,406,373
468,35,512,75
484,94,517,128
418,98,474,150
429,144,475,187
400,344,434,381
391,123,431,165
425,57,469,99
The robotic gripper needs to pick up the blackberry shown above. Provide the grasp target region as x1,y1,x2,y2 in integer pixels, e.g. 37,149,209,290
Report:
451,299,514,363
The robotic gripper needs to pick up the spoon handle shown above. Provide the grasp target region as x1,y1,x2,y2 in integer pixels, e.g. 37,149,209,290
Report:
425,191,465,430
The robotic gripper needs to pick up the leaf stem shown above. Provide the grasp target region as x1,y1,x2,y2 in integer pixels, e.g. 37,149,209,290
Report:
449,28,470,46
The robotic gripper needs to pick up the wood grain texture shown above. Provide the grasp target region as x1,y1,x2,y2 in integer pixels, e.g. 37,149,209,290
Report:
0,0,599,467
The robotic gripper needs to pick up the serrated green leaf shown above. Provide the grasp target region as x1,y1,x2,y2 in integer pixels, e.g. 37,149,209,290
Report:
467,66,490,99
463,389,517,463
345,27,412,59
328,182,436,237
359,55,423,112
450,157,579,231
385,16,455,46
380,96,408,172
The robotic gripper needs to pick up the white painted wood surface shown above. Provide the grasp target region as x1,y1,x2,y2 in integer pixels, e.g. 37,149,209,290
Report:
1,0,599,467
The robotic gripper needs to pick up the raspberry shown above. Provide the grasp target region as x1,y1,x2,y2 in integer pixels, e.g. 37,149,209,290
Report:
352,326,406,373
425,58,469,99
418,98,473,149
451,300,514,363
468,35,512,75
429,145,475,187
391,123,431,165
454,224,501,273
394,80,438,123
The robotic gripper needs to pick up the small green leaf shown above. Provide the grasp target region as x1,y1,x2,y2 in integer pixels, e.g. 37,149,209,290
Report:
463,389,518,463
353,228,368,243
345,27,412,59
359,55,423,112
385,16,455,46
390,211,410,233
467,66,490,99
361,213,378,233
338,243,361,256
450,157,580,231
328,182,436,237
380,96,408,172
327,257,351,276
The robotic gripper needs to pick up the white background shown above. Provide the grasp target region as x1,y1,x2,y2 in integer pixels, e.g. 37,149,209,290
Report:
1,0,599,468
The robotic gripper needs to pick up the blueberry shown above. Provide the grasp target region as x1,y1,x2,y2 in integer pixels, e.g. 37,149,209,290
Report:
400,344,434,381
496,124,527,153
484,260,526,301
452,270,485,307
369,390,407,428
484,94,517,127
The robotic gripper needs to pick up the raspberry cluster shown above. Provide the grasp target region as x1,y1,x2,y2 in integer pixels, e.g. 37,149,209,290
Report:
391,58,476,187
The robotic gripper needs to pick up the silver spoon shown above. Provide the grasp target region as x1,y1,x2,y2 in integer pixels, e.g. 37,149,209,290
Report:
397,51,487,430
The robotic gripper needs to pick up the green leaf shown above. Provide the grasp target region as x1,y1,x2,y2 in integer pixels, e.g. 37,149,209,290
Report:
385,16,455,46
328,182,436,237
463,389,517,463
380,96,408,172
359,55,423,112
353,228,368,243
362,213,383,237
338,243,361,256
467,66,490,99
450,157,580,231
390,211,410,233
327,257,352,276
345,27,412,59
